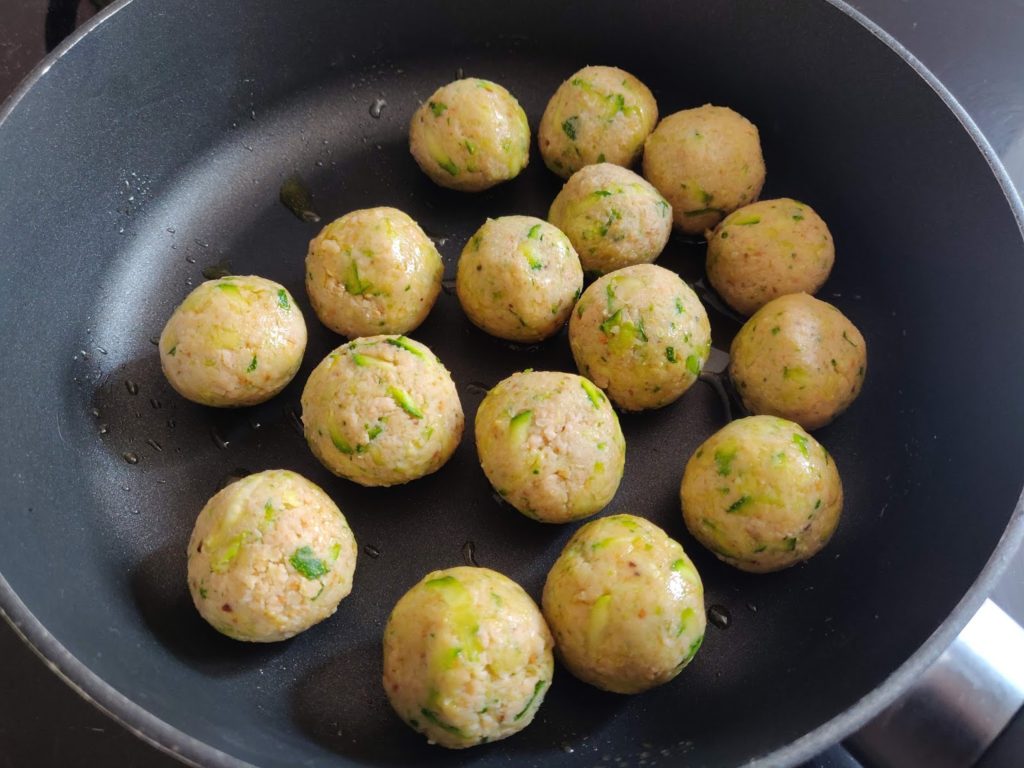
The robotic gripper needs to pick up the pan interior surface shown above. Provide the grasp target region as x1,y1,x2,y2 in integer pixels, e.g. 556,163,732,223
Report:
2,1,1024,766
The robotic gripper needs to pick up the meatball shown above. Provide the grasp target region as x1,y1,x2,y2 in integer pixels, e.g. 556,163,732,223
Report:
305,207,442,339
301,335,463,486
475,371,625,523
383,566,554,749
680,415,843,572
186,469,357,642
159,275,306,407
456,216,583,342
538,65,658,178
542,514,705,694
642,105,766,235
729,293,867,429
706,198,835,315
548,163,672,275
569,264,711,411
409,78,530,192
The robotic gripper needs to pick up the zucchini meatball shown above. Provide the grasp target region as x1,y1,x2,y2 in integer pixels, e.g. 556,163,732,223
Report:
456,216,583,342
186,469,357,642
730,293,867,429
548,163,672,275
475,371,625,523
159,275,306,408
642,105,766,235
538,65,658,178
409,78,530,192
569,264,711,411
542,514,705,694
383,567,554,749
305,207,442,338
706,198,835,315
681,416,843,572
301,335,463,486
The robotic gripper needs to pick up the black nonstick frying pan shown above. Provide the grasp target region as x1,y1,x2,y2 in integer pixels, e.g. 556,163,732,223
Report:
2,0,1024,766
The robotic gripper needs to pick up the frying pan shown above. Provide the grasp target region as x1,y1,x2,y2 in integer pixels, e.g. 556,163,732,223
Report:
2,0,1023,766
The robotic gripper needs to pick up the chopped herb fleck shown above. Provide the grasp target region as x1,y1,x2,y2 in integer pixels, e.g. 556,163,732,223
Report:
580,378,605,408
514,680,547,721
842,331,859,347
246,355,258,373
168,345,177,356
685,354,701,375
277,289,291,310
715,447,737,476
562,116,579,140
734,215,761,226
527,223,543,239
792,433,809,456
389,386,424,418
684,207,725,218
771,326,781,335
386,336,424,357
290,546,329,580
666,346,677,363
436,157,459,176
420,708,463,736
428,101,447,117
784,536,798,551
727,495,752,514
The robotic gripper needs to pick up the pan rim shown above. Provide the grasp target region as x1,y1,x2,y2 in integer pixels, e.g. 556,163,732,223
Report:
0,0,1022,766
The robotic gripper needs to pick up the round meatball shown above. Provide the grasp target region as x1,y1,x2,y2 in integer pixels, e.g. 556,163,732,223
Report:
642,105,766,235
548,163,672,275
383,566,554,749
301,335,463,486
569,264,711,411
456,216,583,342
409,78,530,192
475,371,625,523
706,199,835,315
305,207,442,339
538,65,658,179
542,514,705,694
730,293,867,429
186,469,357,642
159,275,306,408
681,416,843,572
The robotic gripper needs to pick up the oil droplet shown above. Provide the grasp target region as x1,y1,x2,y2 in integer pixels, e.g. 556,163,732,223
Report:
279,174,321,223
369,98,386,118
462,541,479,566
150,398,162,410
708,604,731,629
560,744,574,754
98,424,109,435
466,382,490,396
166,418,176,429
363,544,381,558
122,451,139,465
146,438,163,452
434,236,449,248
211,427,230,450
124,380,139,395
747,602,758,613
194,239,209,249
166,227,176,234
201,261,233,280
120,484,129,492
441,278,457,295
455,66,465,79
96,346,108,355
91,407,101,418
249,417,261,430
149,336,159,346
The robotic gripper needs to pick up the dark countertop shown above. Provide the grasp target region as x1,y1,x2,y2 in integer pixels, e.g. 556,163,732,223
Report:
1,1,1022,766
